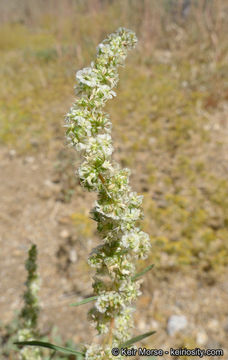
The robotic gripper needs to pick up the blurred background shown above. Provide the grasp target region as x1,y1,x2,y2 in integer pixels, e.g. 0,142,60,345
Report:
0,0,228,358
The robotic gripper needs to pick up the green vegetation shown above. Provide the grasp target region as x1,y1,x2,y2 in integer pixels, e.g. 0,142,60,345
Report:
0,246,81,359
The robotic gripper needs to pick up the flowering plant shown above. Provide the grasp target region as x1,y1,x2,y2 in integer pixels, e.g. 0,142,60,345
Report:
17,244,41,360
15,28,154,359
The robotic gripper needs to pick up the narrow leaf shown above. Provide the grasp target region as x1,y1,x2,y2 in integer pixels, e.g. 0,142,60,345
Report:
14,341,85,357
131,264,154,281
70,295,98,307
121,331,156,347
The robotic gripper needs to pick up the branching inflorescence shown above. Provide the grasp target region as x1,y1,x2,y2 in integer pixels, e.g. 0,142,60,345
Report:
65,28,151,359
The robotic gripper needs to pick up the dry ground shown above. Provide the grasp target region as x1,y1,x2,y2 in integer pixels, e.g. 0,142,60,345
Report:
0,145,228,359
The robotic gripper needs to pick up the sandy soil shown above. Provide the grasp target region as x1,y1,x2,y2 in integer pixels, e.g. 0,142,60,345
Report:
0,145,228,359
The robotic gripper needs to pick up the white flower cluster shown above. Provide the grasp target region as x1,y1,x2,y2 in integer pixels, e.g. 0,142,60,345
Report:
114,307,134,341
66,28,151,354
18,328,41,360
121,230,151,259
18,244,41,360
85,343,122,360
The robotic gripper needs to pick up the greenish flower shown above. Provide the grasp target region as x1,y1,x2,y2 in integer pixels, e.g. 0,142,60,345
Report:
66,27,151,354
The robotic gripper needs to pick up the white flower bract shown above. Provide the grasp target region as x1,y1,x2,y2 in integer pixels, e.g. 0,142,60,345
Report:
65,27,151,356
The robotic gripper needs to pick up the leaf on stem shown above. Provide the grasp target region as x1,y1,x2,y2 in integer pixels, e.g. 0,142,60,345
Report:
14,341,85,357
70,295,98,307
131,264,154,281
120,331,156,347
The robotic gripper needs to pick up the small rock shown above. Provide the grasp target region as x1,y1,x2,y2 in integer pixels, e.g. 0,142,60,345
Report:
196,331,208,345
207,319,219,331
12,249,22,256
149,137,157,145
24,156,35,164
60,229,70,239
167,315,188,336
213,123,220,130
9,149,16,157
182,81,188,88
44,179,54,187
151,320,159,330
137,319,147,331
69,249,77,263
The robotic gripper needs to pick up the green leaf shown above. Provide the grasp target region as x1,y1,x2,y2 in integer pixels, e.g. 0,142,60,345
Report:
120,331,156,347
14,341,85,357
131,264,154,281
70,295,98,307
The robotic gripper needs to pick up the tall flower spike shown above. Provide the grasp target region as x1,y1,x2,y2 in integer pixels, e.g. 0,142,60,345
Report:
66,28,151,359
18,244,41,360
